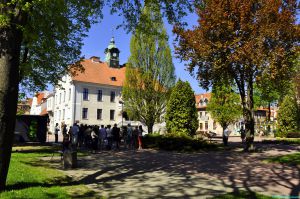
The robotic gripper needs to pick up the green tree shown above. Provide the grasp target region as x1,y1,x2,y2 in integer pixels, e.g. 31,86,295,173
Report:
277,95,300,137
123,2,176,133
0,0,193,190
174,0,298,150
253,81,279,133
166,80,198,137
207,83,242,143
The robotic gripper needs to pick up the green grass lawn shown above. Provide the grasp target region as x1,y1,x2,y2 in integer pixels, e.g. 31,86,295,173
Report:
1,146,101,199
265,152,300,165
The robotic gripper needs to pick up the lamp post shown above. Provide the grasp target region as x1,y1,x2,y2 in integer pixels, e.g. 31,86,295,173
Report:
119,99,124,127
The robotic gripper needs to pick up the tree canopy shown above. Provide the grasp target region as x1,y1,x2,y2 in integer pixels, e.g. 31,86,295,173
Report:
0,0,194,190
207,83,242,133
174,0,299,149
122,2,176,133
277,94,300,137
165,80,198,137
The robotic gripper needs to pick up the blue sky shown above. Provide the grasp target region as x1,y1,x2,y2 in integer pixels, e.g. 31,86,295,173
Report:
80,7,206,94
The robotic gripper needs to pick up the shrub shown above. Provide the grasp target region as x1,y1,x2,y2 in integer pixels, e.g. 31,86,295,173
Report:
286,132,300,138
142,134,217,151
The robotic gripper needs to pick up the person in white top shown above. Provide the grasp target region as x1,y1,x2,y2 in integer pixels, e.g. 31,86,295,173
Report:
98,125,107,150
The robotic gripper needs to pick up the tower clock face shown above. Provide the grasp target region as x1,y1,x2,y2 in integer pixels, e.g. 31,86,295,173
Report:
113,53,117,57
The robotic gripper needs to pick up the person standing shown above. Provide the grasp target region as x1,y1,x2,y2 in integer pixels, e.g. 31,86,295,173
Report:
127,124,133,149
223,128,230,146
91,127,98,153
240,126,246,143
112,124,120,150
132,126,139,150
99,125,107,150
138,125,143,150
54,123,60,143
106,125,112,150
71,123,79,148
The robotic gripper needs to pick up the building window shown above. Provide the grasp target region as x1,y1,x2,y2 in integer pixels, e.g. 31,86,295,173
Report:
83,88,89,100
97,109,102,120
205,122,208,130
110,110,115,120
69,88,71,101
111,77,116,81
59,93,61,103
63,91,66,102
97,90,103,101
200,123,203,130
110,91,115,102
82,108,88,119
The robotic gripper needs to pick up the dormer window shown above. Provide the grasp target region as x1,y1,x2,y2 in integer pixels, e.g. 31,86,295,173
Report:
111,77,116,81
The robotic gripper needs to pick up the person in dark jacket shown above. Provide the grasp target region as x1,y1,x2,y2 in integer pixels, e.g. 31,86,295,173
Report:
112,124,120,150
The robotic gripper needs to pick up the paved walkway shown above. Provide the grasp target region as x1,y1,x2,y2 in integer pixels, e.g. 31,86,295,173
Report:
51,142,300,199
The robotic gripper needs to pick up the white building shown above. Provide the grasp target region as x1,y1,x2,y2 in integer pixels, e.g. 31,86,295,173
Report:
49,37,125,132
195,93,242,136
30,91,52,116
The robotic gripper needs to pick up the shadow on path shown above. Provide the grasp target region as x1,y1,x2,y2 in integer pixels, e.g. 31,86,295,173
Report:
55,144,300,198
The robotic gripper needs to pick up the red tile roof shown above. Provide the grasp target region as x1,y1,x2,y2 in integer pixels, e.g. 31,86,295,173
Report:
36,93,45,105
195,93,211,109
71,59,126,87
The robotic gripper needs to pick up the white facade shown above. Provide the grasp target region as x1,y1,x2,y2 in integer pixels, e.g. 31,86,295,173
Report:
50,74,123,131
30,91,51,115
196,93,242,136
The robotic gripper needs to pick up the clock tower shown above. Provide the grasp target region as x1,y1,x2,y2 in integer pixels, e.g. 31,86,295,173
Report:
104,37,120,68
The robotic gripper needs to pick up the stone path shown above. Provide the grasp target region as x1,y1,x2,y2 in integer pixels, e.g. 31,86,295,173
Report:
52,143,300,198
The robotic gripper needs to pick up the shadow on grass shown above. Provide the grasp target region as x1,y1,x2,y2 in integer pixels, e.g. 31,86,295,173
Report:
6,175,75,191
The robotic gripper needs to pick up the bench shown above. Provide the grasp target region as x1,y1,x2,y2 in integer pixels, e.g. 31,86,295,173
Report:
197,131,223,143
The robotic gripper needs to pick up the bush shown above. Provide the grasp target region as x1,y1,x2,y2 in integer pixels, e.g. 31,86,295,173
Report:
262,138,300,145
286,132,300,138
142,134,217,151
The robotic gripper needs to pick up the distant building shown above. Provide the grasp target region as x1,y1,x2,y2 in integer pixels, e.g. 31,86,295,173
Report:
195,92,278,136
195,93,241,136
30,91,52,116
49,37,126,132
17,98,32,115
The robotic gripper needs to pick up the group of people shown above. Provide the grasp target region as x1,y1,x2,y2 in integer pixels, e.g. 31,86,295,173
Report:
54,122,144,152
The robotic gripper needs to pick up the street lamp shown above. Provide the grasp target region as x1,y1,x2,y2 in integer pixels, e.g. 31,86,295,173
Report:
119,99,124,127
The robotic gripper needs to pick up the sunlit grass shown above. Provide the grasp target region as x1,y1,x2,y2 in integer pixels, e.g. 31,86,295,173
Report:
265,152,300,165
1,146,101,199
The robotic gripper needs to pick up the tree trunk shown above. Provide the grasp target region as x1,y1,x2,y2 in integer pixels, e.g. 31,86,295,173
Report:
267,102,271,134
147,122,154,134
244,78,255,151
0,23,24,191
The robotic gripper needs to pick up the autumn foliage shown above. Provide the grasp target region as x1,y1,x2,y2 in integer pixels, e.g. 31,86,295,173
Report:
174,0,299,149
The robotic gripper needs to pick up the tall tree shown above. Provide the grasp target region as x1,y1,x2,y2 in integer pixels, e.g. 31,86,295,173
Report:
0,0,193,190
174,0,299,150
277,94,300,137
207,83,242,144
165,80,198,137
123,2,176,133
